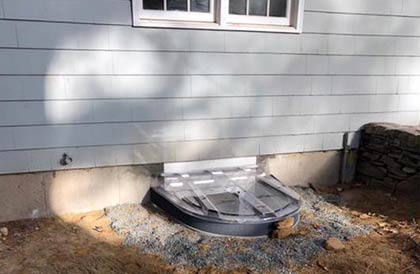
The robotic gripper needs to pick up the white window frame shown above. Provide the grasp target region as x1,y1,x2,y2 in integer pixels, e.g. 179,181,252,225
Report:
225,0,291,26
136,0,215,23
132,0,305,33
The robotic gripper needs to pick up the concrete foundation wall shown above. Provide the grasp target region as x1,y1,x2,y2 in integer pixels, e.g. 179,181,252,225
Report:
0,151,343,222
0,165,160,222
262,151,342,187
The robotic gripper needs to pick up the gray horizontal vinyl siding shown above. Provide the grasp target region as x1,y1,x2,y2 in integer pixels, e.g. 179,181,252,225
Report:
0,0,420,174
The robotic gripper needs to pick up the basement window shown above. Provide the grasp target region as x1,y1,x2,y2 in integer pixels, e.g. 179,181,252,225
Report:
132,0,305,33
151,164,302,237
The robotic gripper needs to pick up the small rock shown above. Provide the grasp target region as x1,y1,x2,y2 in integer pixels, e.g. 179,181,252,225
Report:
34,226,40,231
382,227,398,234
325,237,345,251
273,217,296,239
312,223,321,230
276,217,295,229
359,213,370,220
297,227,310,236
389,228,398,234
377,222,387,228
272,227,295,239
92,226,104,233
317,261,329,271
403,167,417,175
0,227,8,237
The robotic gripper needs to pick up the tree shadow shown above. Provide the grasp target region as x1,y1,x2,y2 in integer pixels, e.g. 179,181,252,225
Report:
1,1,420,272
340,185,420,222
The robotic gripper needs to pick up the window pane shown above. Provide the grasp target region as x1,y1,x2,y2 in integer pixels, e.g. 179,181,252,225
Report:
229,0,246,15
249,0,267,16
270,0,287,17
191,0,210,12
143,0,164,10
167,0,187,11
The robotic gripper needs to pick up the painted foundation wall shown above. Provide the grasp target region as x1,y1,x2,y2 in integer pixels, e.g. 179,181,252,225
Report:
1,0,420,175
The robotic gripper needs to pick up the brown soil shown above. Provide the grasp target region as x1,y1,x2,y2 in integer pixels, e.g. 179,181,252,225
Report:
0,210,247,274
0,211,182,274
0,186,419,274
297,186,420,274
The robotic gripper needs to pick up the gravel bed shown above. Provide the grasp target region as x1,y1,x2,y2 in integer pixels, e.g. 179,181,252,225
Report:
106,188,371,273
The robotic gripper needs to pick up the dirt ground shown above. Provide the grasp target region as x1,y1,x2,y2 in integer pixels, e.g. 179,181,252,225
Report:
297,185,420,274
0,185,419,274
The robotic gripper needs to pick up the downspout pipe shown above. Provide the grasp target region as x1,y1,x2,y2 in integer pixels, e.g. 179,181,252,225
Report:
339,132,350,186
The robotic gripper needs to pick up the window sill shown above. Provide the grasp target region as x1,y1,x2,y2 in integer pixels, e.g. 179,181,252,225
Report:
133,19,303,33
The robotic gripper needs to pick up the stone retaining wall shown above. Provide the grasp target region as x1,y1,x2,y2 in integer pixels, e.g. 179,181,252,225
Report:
357,123,420,193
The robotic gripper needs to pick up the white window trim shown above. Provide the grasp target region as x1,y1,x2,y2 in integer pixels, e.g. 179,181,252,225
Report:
137,0,215,22
225,0,291,26
132,0,305,33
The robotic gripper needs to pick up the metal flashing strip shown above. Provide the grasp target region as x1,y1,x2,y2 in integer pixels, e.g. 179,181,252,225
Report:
164,157,257,174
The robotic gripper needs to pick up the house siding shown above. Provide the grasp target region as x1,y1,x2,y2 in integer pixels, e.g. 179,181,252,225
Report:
0,0,419,174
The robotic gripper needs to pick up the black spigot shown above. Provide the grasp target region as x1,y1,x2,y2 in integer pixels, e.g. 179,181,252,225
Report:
60,153,73,166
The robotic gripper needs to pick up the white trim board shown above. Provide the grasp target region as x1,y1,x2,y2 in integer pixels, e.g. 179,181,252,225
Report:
164,157,257,174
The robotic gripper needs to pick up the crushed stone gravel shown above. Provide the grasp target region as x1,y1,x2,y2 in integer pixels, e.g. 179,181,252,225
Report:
106,188,371,273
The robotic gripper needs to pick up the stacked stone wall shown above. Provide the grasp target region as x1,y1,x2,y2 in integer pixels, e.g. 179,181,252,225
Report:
357,123,420,193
